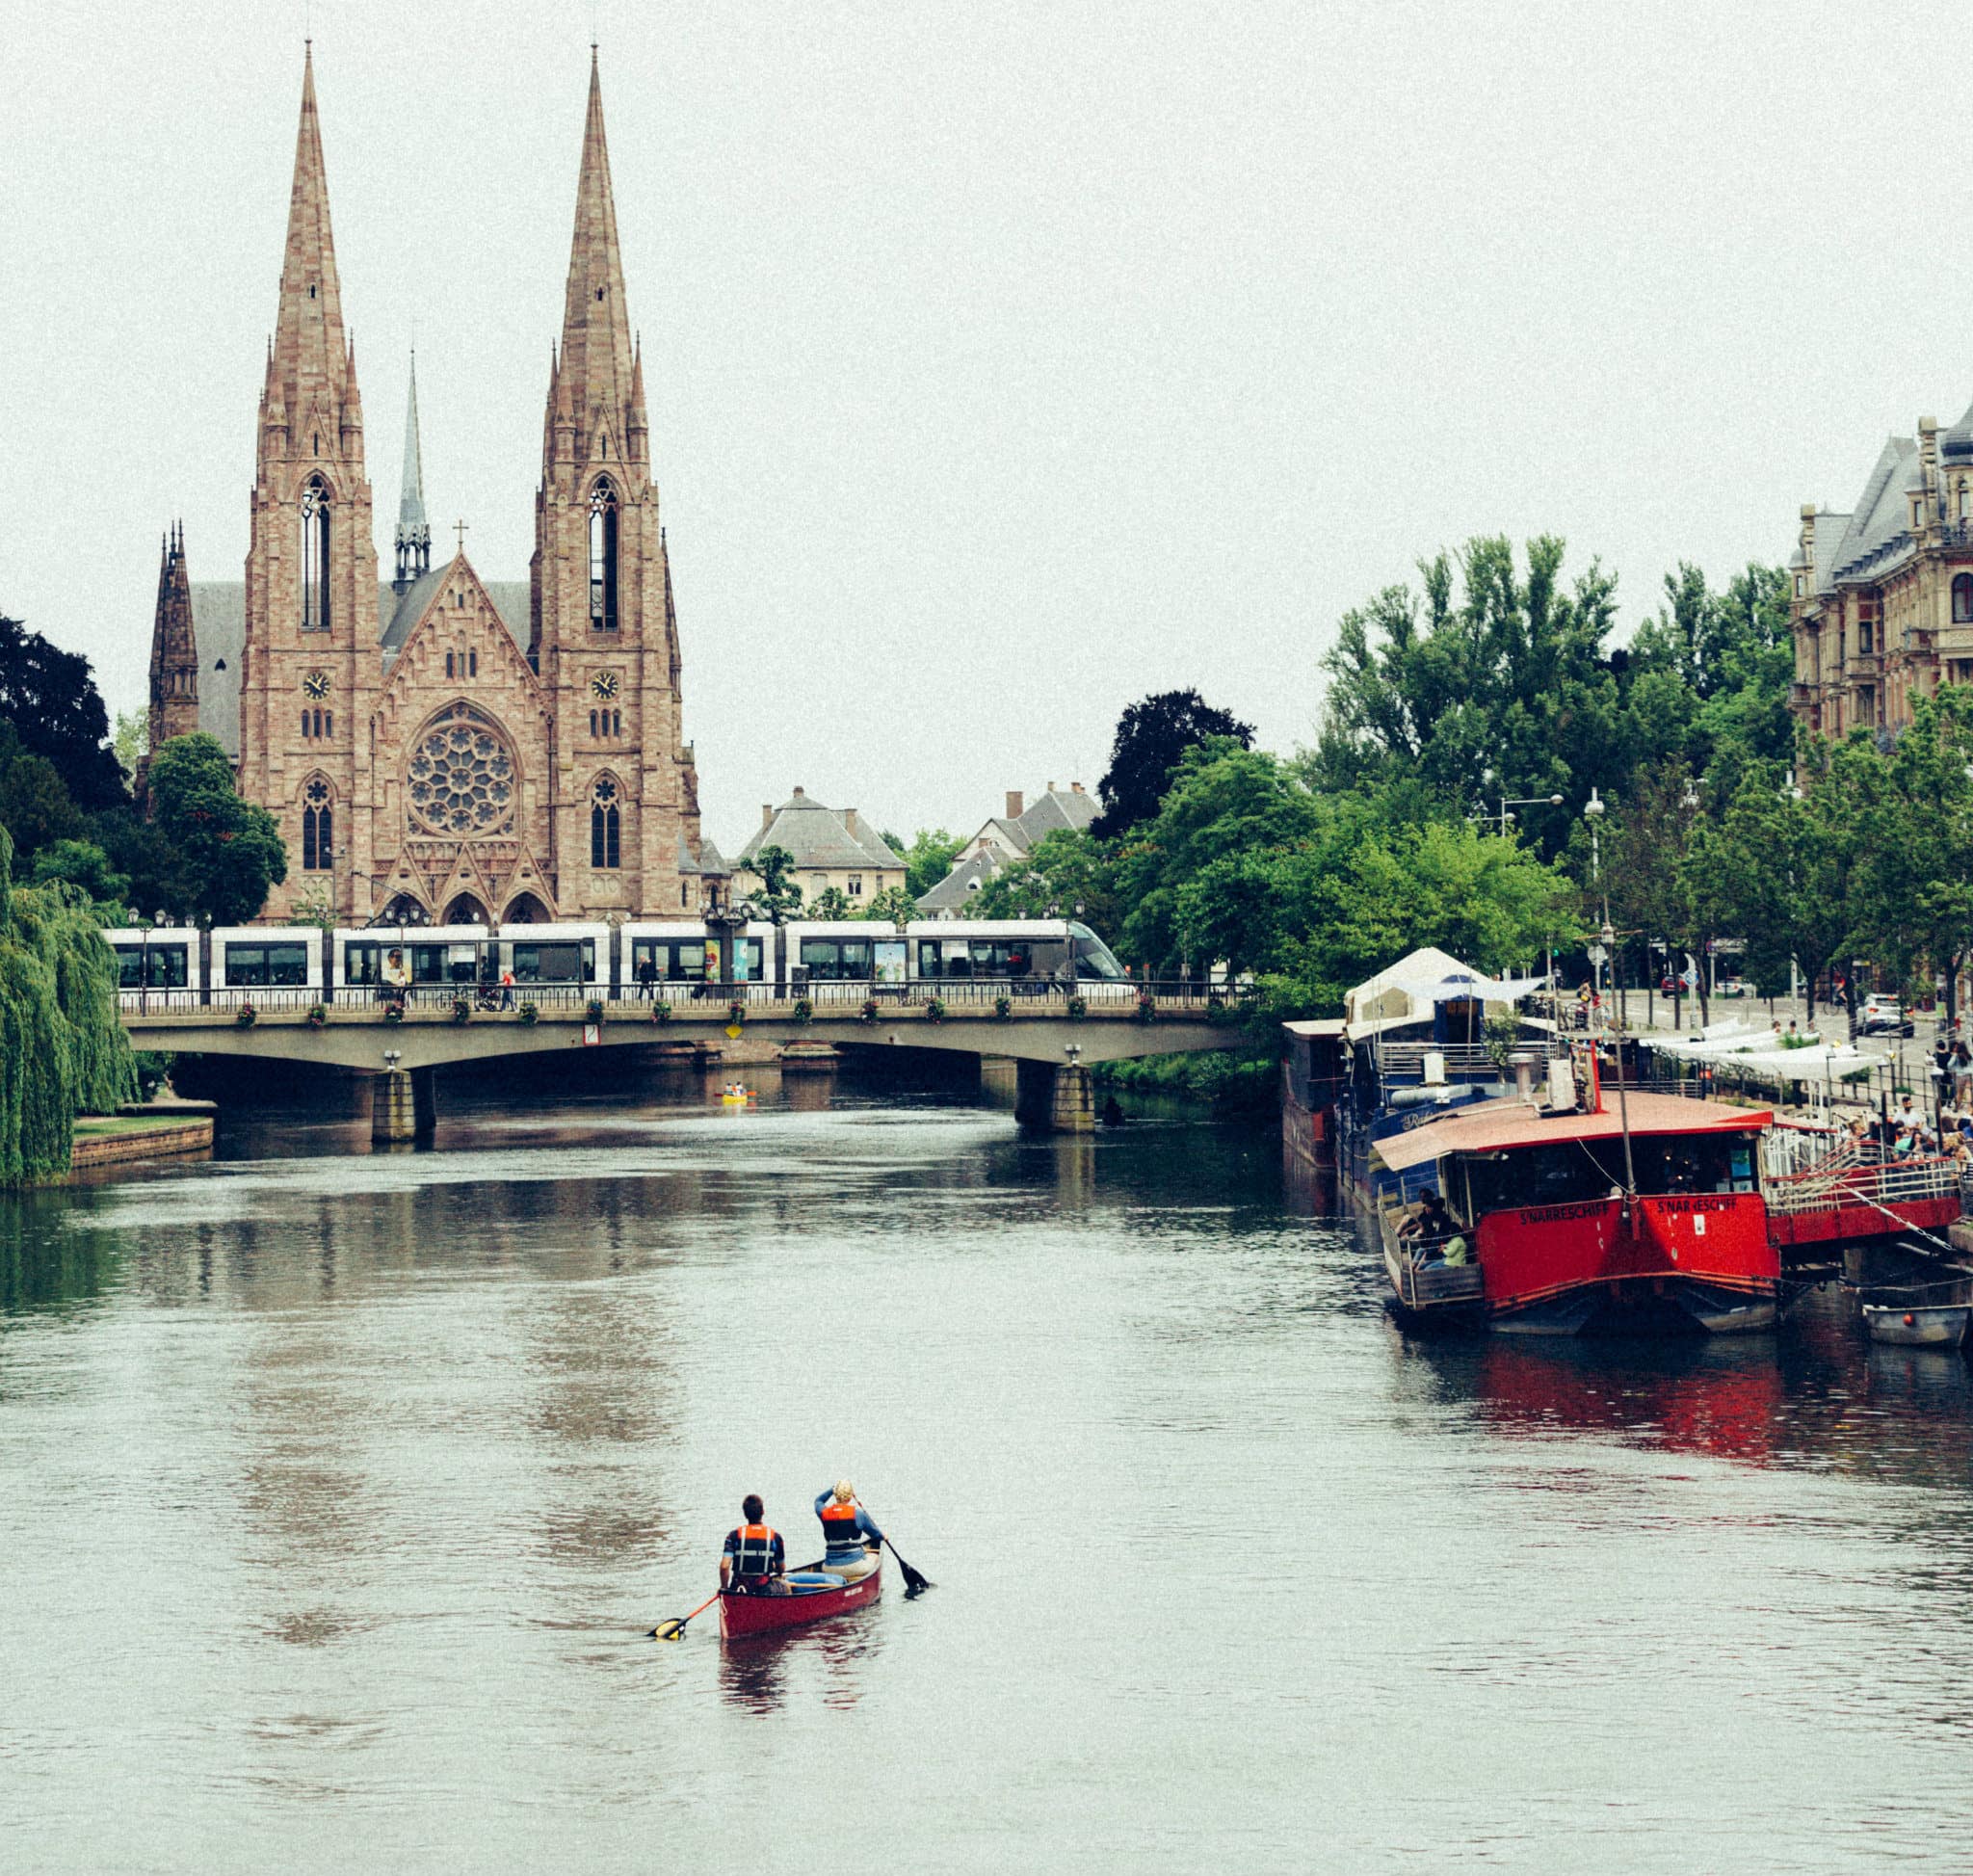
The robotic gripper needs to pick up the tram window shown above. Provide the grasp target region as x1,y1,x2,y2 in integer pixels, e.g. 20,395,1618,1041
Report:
114,944,188,989
512,940,589,983
408,945,451,985
967,941,1034,977
799,938,874,979
343,942,383,986
224,942,307,988
916,941,943,978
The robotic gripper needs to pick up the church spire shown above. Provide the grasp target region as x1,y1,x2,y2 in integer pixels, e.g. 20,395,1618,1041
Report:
551,49,642,468
395,350,431,592
145,521,200,778
264,44,361,478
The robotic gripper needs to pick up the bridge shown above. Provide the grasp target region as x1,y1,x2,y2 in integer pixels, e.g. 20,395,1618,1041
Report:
120,981,1246,1137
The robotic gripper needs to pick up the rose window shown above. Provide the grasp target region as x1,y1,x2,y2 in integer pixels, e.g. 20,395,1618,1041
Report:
406,706,516,835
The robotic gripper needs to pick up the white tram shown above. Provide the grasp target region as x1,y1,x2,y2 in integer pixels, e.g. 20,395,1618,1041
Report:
101,916,1129,1007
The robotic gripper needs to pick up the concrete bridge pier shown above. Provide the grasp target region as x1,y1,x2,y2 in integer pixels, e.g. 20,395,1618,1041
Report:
1015,1059,1094,1133
372,1068,436,1144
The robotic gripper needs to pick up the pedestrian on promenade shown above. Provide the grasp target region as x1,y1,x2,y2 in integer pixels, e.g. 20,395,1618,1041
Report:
638,955,657,1001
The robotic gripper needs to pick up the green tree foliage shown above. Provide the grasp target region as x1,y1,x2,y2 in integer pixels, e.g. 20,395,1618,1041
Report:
0,614,126,810
144,734,287,924
1091,689,1254,838
811,886,854,920
0,826,138,1187
28,840,131,918
860,885,917,926
0,727,86,861
113,710,149,788
1311,540,1795,865
890,828,964,900
973,830,1121,938
740,844,802,924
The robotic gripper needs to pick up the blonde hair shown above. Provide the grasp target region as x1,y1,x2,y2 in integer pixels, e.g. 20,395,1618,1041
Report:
833,1479,855,1504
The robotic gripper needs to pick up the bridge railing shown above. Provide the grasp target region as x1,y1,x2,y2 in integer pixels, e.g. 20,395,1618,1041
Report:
120,978,1247,1021
1766,1152,1961,1215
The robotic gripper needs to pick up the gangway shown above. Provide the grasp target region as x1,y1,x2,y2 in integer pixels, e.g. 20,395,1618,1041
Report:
1765,1150,1965,1255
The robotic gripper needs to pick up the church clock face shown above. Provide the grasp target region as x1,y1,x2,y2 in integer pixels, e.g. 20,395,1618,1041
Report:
591,670,619,700
303,670,331,700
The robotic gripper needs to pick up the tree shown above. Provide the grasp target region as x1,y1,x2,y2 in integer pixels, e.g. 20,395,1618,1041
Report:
739,844,802,924
145,733,287,925
1091,689,1254,838
861,885,917,926
0,728,85,862
888,828,964,899
973,830,1122,939
113,710,149,788
28,840,131,917
811,886,854,920
0,826,137,1186
0,614,126,810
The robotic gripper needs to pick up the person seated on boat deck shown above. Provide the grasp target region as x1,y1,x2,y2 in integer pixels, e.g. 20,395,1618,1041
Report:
1401,1190,1454,1252
814,1480,884,1582
722,1494,787,1596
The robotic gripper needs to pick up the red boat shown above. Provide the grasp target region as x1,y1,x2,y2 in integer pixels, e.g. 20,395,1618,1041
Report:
1372,1090,1780,1334
718,1548,883,1640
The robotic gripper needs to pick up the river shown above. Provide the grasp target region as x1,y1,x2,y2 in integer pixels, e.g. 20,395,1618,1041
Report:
6,1077,1973,1872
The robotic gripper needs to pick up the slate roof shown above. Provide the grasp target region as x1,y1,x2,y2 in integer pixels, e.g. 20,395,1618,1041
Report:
916,848,1005,912
678,833,731,877
1828,436,1919,583
734,788,903,872
1006,786,1097,849
189,577,533,757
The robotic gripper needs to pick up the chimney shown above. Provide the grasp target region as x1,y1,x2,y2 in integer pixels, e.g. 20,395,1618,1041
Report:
761,803,774,830
1070,781,1084,795
844,807,859,836
1046,779,1056,793
1006,790,1024,819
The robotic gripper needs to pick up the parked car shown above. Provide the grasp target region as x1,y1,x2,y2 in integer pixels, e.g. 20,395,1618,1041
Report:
1859,993,1914,1038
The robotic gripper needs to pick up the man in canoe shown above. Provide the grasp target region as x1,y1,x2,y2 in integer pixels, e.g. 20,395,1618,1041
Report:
721,1494,787,1596
815,1480,884,1582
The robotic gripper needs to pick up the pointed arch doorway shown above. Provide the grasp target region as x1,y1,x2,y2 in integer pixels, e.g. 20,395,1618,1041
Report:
443,893,490,927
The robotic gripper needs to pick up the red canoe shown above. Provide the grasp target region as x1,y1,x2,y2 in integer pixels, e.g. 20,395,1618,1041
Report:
719,1549,883,1640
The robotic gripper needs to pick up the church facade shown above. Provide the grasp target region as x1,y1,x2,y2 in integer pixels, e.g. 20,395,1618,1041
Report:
146,49,706,925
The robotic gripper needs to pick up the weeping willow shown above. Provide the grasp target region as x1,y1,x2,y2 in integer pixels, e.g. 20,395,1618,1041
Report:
0,827,137,1186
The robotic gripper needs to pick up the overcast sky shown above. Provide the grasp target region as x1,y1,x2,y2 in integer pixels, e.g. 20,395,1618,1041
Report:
4,1,1970,851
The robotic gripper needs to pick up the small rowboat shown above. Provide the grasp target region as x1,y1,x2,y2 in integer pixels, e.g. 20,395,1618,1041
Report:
719,1547,883,1640
1863,1302,1970,1348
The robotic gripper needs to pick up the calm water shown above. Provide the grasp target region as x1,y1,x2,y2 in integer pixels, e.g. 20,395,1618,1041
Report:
7,1078,1973,1872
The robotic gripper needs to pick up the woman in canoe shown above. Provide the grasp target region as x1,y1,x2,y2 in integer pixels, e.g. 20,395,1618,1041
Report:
815,1480,883,1581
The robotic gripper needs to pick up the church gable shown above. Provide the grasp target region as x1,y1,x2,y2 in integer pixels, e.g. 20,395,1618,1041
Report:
372,552,561,922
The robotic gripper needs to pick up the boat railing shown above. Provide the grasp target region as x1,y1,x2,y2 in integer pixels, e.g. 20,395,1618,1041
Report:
1376,1042,1558,1081
1379,1201,1486,1308
1766,1153,1961,1216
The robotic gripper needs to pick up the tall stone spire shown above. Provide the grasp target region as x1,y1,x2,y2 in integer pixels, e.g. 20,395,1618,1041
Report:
145,522,200,777
239,44,378,923
395,350,431,592
551,49,643,468
261,44,359,476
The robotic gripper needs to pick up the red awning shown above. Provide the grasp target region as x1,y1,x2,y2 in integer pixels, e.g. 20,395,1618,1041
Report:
1372,1093,1772,1175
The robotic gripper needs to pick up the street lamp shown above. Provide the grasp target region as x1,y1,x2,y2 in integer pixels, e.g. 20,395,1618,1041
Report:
1584,788,1608,1017
1475,793,1565,839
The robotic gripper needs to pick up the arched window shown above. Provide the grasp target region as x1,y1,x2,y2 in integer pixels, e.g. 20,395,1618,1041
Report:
590,775,620,869
302,777,333,872
1955,574,1973,624
588,480,619,631
301,476,331,632
445,651,455,677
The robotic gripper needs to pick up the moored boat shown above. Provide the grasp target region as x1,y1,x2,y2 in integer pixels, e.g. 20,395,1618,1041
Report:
1371,1088,1780,1335
1862,1302,1970,1348
718,1546,883,1639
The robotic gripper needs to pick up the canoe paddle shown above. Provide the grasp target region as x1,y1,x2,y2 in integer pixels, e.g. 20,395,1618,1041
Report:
650,1591,719,1642
883,1536,933,1595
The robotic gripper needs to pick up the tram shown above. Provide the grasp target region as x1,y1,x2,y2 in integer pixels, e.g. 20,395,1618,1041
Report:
106,916,1128,1010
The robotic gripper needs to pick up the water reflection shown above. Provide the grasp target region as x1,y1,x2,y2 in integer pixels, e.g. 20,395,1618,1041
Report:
716,1611,887,1716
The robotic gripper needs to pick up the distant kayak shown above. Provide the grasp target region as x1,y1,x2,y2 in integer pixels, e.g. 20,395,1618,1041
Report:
720,1546,882,1639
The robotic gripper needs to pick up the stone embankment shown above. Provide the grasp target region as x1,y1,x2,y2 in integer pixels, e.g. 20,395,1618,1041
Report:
68,1104,217,1172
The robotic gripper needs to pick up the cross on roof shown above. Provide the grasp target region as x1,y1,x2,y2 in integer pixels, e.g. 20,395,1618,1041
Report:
454,518,469,555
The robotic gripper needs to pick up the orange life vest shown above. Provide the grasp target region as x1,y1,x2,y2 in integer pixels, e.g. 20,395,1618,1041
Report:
729,1521,779,1581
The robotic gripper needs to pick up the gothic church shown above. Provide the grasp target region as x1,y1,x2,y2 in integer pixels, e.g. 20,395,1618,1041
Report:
145,49,707,925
